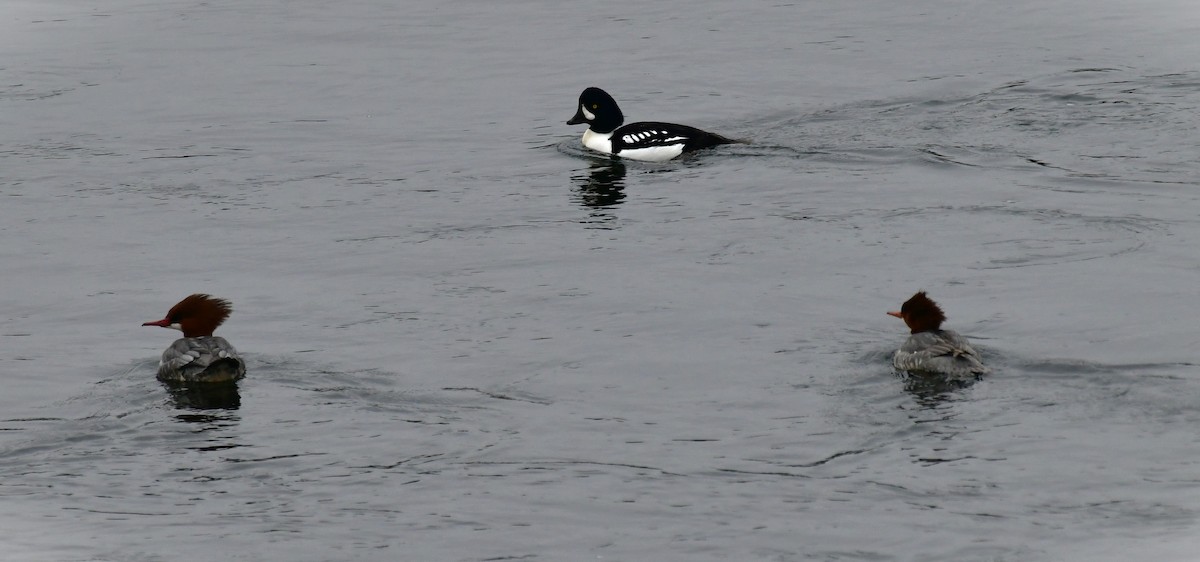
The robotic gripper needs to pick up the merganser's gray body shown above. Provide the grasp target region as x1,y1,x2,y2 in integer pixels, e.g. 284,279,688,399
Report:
893,329,989,378
157,336,245,383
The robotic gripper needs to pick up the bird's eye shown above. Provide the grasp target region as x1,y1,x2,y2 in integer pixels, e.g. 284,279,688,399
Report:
591,104,598,109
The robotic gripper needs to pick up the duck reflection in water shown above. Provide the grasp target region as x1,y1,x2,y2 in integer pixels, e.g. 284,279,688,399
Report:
572,159,627,212
899,371,975,408
163,379,241,411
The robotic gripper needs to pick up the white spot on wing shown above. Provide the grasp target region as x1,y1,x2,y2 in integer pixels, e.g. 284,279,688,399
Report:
620,128,690,147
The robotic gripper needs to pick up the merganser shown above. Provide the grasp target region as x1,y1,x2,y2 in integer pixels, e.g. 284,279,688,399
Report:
143,294,246,383
566,87,736,162
888,291,989,377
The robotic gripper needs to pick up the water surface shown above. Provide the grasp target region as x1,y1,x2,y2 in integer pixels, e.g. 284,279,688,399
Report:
3,0,1200,560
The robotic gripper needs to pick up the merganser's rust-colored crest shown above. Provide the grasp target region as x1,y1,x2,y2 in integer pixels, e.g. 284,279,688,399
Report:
887,291,946,334
142,293,233,338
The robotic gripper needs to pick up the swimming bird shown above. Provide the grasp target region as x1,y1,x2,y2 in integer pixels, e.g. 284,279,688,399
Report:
143,294,246,383
888,291,989,377
566,87,736,162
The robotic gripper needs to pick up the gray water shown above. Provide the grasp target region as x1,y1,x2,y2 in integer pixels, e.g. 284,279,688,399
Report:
4,0,1200,560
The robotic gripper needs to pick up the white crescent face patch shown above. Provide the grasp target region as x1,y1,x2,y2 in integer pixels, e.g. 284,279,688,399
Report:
581,104,596,121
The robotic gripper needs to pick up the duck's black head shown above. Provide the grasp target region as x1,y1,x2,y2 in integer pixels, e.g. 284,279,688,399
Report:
567,87,625,134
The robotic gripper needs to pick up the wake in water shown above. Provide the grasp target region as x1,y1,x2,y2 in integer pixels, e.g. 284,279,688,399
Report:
727,68,1200,187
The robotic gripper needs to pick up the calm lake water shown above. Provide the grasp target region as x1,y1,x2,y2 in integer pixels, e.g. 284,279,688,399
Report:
3,0,1200,560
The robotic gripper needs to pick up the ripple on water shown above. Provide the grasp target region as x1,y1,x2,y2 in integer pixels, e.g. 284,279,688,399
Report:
900,205,1160,269
756,68,1200,189
0,355,563,555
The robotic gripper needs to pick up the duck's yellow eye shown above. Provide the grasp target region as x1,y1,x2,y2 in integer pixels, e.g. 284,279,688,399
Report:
592,104,599,109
